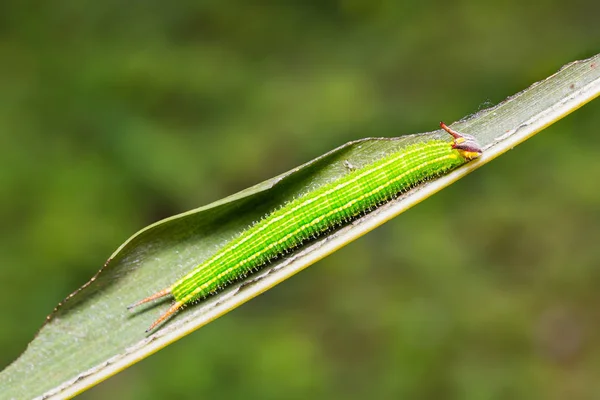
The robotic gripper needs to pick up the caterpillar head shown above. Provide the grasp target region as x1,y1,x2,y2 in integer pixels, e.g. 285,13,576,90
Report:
440,121,482,161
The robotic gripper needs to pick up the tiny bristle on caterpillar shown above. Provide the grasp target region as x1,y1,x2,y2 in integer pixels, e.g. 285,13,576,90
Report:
128,122,482,331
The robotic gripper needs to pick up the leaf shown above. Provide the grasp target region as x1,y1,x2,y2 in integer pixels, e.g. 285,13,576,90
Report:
1,54,599,400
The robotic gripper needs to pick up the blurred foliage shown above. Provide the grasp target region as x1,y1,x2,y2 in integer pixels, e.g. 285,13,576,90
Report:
0,0,599,399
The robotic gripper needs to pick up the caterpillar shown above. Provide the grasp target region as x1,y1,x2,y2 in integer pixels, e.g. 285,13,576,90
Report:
129,122,482,331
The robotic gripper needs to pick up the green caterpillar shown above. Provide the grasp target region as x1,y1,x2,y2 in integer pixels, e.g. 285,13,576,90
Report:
129,122,482,331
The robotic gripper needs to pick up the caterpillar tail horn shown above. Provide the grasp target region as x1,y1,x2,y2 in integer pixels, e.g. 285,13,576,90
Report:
146,302,183,332
127,288,172,310
127,288,183,332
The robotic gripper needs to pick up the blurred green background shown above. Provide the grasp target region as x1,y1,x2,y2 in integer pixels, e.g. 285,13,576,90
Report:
1,1,599,399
